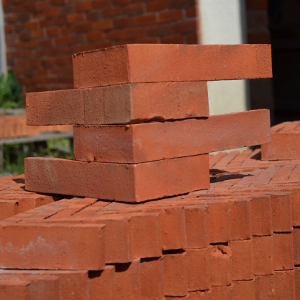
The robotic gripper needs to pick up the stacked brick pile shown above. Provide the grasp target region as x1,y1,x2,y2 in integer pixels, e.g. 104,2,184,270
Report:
0,43,290,299
25,44,272,203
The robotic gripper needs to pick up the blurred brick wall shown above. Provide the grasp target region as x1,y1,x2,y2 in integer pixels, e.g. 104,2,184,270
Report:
3,0,198,93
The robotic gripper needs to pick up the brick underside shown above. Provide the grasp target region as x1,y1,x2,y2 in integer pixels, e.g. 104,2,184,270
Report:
1,144,300,299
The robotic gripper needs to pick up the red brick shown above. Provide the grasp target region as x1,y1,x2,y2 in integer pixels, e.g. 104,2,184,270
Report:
273,233,293,271
25,155,209,203
186,6,197,18
129,213,161,259
161,35,184,44
172,20,197,34
187,33,198,44
72,44,273,89
253,236,274,275
0,223,105,270
146,0,168,12
210,245,232,287
159,206,187,251
251,195,273,236
0,280,30,300
123,3,144,15
184,205,209,249
295,268,300,300
294,228,300,265
67,13,84,23
229,198,252,240
135,14,156,26
270,192,293,232
208,200,230,243
255,275,275,300
89,266,115,300
93,20,114,30
159,10,183,23
292,190,300,226
233,280,255,300
163,253,188,297
211,285,233,300
76,1,92,12
229,240,254,280
27,82,209,125
140,258,164,299
115,260,140,299
0,200,18,221
274,270,296,300
74,110,270,163
186,249,210,291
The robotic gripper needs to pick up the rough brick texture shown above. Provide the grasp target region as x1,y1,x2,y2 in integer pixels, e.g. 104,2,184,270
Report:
73,44,272,89
26,82,209,125
73,109,271,163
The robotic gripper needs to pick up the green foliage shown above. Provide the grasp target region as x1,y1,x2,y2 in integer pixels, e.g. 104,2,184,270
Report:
0,71,24,109
0,138,73,176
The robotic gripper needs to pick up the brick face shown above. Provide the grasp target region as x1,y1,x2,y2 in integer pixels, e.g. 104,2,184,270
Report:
3,0,198,93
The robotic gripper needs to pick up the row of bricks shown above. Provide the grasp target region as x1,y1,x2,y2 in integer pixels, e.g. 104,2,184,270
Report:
0,175,56,221
2,190,299,269
209,148,300,173
0,114,72,139
0,245,297,299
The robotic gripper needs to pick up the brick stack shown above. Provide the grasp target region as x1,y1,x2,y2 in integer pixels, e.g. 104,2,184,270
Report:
25,44,272,203
0,43,280,299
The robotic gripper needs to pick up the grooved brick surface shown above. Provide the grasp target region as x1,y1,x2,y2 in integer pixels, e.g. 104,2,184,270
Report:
26,82,209,125
74,109,271,163
72,44,272,88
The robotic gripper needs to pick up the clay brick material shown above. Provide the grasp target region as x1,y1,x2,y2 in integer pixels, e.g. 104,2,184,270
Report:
292,190,300,226
209,245,232,287
189,290,211,299
229,198,252,240
210,285,233,300
270,192,293,232
163,252,188,297
261,122,300,160
208,200,230,243
74,109,271,163
251,195,273,236
274,270,296,300
26,82,209,126
72,44,272,88
184,204,209,249
89,266,115,300
0,270,89,300
255,275,275,300
0,280,30,300
25,155,209,202
295,267,300,300
0,223,105,270
186,248,210,291
229,240,254,280
140,258,164,299
273,233,293,271
115,260,140,299
26,89,84,125
0,200,18,221
233,280,255,300
253,236,274,275
293,228,300,265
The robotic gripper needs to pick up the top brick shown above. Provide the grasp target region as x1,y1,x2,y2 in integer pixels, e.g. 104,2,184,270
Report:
72,44,273,89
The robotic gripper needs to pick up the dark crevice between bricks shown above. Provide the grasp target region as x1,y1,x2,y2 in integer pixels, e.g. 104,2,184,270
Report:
114,262,131,273
210,242,229,247
88,270,103,279
162,249,185,255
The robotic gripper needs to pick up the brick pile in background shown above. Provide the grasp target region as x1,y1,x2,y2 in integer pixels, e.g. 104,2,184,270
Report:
25,44,272,202
0,114,72,139
2,0,198,93
1,145,300,298
0,175,58,222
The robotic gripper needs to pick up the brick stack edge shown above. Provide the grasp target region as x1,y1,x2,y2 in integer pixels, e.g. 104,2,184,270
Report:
3,43,298,299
